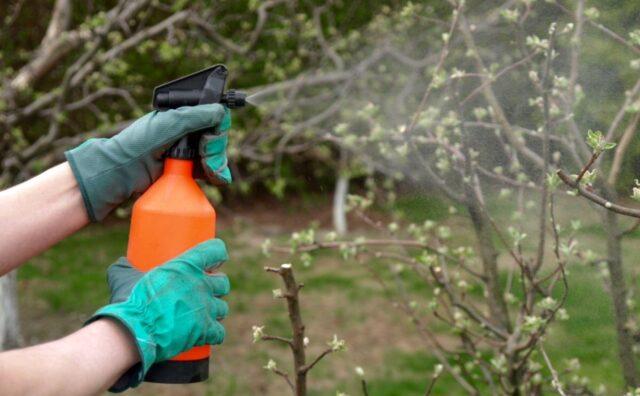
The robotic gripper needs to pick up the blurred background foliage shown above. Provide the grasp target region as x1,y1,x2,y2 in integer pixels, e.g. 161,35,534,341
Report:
2,0,636,194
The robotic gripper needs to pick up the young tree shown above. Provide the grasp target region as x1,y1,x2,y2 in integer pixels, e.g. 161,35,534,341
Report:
253,263,351,396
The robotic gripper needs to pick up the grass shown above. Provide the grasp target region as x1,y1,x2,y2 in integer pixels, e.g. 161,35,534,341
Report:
15,192,638,395
547,268,622,391
367,351,461,395
393,193,454,222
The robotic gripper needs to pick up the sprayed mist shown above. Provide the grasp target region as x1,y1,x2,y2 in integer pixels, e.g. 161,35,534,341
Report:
246,1,633,204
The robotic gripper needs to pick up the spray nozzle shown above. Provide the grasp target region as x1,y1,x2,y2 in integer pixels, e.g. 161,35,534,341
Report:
152,64,246,110
153,64,246,160
221,89,247,108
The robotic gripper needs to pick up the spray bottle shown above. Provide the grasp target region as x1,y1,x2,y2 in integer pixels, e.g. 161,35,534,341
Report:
126,64,246,383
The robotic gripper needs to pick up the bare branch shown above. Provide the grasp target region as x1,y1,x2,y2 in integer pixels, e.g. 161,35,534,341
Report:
405,1,461,137
313,6,344,70
273,368,296,392
608,113,640,185
533,24,556,274
540,344,567,396
247,0,288,50
553,1,640,55
188,14,248,54
43,0,73,46
273,238,450,258
459,12,544,169
604,78,640,142
567,0,584,107
424,369,443,396
71,10,191,87
299,348,333,375
261,334,294,347
7,0,149,94
557,170,640,218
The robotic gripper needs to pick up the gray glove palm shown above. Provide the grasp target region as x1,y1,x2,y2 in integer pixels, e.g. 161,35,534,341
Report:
65,104,231,222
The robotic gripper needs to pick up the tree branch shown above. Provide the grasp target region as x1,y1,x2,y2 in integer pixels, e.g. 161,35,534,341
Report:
299,348,333,375
608,112,640,186
557,170,640,218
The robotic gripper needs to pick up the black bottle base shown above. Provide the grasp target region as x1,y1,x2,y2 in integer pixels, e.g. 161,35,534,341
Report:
144,358,209,384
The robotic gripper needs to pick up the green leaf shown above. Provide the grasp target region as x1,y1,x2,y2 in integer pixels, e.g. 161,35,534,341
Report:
585,129,616,153
630,30,640,46
547,172,561,190
586,129,602,151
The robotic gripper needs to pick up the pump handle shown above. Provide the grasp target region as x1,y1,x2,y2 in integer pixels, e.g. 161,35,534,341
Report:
152,65,246,159
152,64,246,110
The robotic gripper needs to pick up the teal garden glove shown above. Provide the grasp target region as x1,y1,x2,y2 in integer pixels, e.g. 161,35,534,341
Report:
198,106,232,184
87,238,231,392
65,104,233,222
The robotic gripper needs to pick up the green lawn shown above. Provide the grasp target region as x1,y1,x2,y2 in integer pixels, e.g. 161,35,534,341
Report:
17,193,640,395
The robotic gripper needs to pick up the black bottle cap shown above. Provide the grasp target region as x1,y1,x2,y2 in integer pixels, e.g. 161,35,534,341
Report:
166,133,201,159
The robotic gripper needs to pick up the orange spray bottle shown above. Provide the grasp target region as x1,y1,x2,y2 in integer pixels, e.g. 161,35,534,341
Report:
126,65,245,383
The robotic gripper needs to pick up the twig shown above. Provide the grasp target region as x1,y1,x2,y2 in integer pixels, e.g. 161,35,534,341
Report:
424,370,442,396
540,344,567,396
552,0,640,55
459,51,537,106
273,368,296,392
459,11,544,169
362,258,478,394
299,348,333,374
405,1,462,137
608,112,640,185
274,239,451,257
620,219,640,237
568,0,583,107
557,170,640,218
573,152,599,185
546,193,569,302
361,379,370,396
533,23,556,274
262,334,294,347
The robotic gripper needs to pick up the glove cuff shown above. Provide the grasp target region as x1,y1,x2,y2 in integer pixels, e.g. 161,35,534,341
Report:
65,138,158,222
65,142,100,222
86,303,157,392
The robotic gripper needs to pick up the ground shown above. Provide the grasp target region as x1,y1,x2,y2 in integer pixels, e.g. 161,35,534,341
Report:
16,191,640,395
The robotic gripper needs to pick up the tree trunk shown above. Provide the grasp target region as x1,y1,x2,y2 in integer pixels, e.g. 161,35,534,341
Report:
333,174,349,236
333,148,349,236
0,271,23,350
466,201,510,332
602,204,639,388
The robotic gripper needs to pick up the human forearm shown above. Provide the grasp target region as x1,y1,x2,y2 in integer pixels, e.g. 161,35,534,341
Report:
0,162,88,274
0,319,139,396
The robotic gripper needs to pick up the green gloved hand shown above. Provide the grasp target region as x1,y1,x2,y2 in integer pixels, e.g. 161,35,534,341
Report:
87,238,230,392
198,106,232,184
65,104,233,222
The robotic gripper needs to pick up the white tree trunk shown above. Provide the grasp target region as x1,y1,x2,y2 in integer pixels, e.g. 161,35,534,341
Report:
333,148,350,236
0,271,22,350
333,174,349,236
